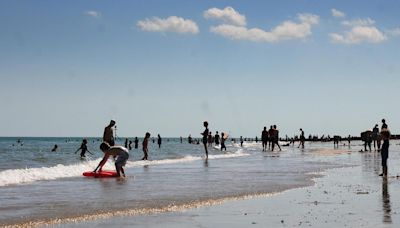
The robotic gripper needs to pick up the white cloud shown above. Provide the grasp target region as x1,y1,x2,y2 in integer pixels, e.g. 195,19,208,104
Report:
388,27,400,36
137,16,199,34
85,10,101,18
331,9,345,18
210,13,319,43
329,26,386,44
204,6,246,26
341,18,375,27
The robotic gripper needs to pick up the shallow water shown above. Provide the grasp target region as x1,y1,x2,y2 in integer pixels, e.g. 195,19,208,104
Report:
0,138,368,226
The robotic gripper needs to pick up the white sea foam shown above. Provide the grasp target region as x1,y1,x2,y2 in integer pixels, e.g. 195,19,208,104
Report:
0,150,249,187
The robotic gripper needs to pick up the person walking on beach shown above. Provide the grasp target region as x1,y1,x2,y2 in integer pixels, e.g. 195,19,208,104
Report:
272,125,282,151
214,131,220,146
379,129,390,177
298,128,305,149
262,127,268,151
372,124,380,151
142,132,150,160
75,139,93,158
157,134,162,149
103,120,116,146
221,132,227,151
134,137,139,149
201,121,209,158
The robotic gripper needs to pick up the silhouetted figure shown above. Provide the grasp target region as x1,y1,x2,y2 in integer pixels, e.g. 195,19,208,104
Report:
188,134,193,144
240,136,243,147
157,134,162,148
128,140,133,150
347,135,351,147
214,131,220,145
208,132,213,147
361,130,372,152
75,139,93,158
298,128,305,149
201,121,209,158
221,132,227,151
51,144,58,152
262,127,268,151
103,120,116,146
255,136,258,143
180,136,183,143
124,138,129,148
272,125,281,151
372,124,380,151
142,132,150,160
134,137,139,149
268,126,274,150
381,119,388,130
379,129,390,177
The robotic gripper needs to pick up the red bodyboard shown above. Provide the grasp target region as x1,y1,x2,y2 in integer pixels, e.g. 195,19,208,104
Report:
83,170,118,178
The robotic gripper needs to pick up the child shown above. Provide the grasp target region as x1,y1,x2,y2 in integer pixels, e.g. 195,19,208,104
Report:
221,133,227,151
379,129,390,177
75,139,93,158
94,142,129,178
142,132,150,160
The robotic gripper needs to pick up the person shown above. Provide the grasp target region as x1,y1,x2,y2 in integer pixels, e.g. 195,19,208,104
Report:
142,132,150,160
221,132,227,151
255,136,258,143
272,125,282,151
201,121,209,158
240,136,244,147
103,120,116,146
188,134,192,144
75,139,93,158
51,144,58,152
208,132,213,147
347,135,351,147
134,137,139,149
298,128,305,149
93,142,129,178
381,119,388,130
180,136,183,143
128,140,133,150
361,130,372,152
268,126,274,150
372,124,380,151
157,134,162,149
214,131,220,145
262,127,268,151
379,129,390,177
124,138,129,149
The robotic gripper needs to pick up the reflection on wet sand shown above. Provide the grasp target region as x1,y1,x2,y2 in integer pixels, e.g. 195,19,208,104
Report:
382,179,392,224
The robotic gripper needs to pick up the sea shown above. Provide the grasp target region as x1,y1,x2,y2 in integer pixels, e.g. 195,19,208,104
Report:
0,137,363,227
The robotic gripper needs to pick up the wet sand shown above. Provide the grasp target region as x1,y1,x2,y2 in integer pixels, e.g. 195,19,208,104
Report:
50,146,400,228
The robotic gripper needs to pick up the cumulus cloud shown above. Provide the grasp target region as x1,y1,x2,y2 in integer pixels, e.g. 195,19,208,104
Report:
341,18,375,27
85,10,101,18
329,26,386,44
388,27,400,37
137,16,199,34
331,9,345,18
204,6,246,26
210,13,319,43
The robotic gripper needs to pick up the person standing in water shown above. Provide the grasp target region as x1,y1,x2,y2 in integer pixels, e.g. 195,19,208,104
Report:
103,120,116,146
75,139,93,158
214,131,220,146
272,125,282,151
298,128,305,149
134,137,139,149
262,127,268,151
379,129,390,177
201,121,209,158
142,132,150,160
128,140,133,150
372,124,380,151
208,132,213,147
240,136,244,147
157,134,162,149
124,138,129,149
221,132,227,151
180,136,183,143
268,126,274,150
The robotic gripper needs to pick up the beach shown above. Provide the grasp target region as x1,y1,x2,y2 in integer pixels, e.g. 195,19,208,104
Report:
1,138,398,227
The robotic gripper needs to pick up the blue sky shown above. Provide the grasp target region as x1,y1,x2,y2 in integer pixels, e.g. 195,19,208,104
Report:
0,0,399,137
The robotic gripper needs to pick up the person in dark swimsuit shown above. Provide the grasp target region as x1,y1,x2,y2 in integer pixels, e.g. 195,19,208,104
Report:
214,131,220,145
201,121,209,158
157,134,162,149
298,128,305,149
381,119,388,130
134,137,139,149
221,132,227,151
379,129,390,177
262,127,268,151
75,139,93,158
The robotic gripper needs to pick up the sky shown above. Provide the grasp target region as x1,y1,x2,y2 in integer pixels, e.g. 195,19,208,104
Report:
0,0,400,137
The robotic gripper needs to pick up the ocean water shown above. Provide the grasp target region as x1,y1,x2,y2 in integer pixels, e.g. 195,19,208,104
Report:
0,137,360,226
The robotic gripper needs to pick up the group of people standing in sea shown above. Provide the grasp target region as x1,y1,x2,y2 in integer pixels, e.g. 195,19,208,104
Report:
260,125,282,152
